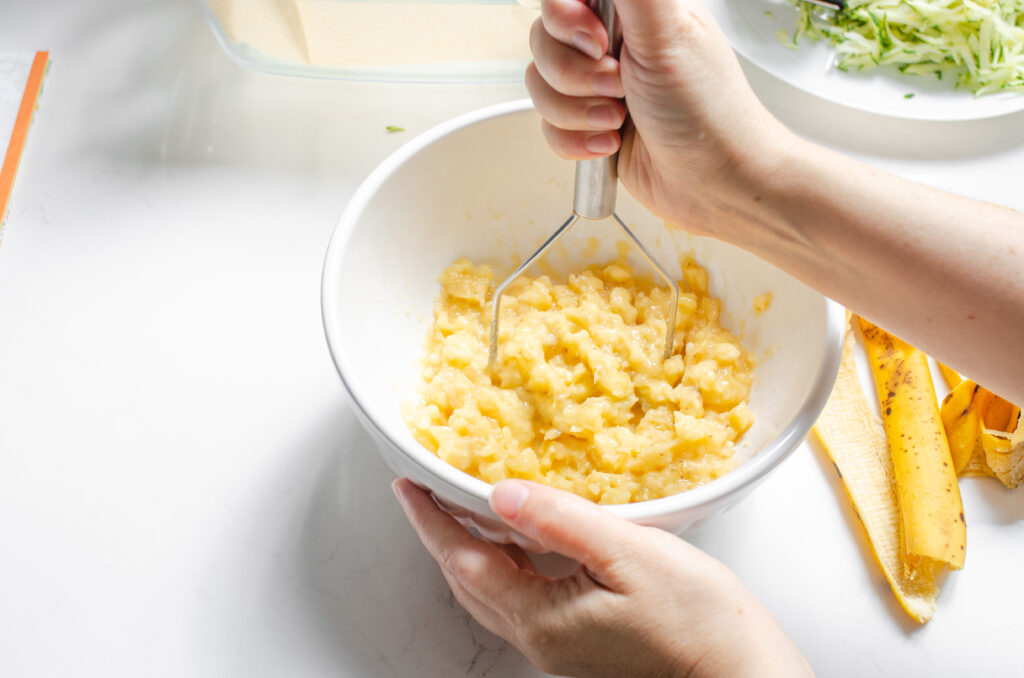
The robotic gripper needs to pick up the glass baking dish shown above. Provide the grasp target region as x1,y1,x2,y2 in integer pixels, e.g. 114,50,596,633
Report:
197,0,539,83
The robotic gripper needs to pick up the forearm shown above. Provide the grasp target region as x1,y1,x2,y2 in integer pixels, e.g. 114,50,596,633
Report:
719,133,1024,404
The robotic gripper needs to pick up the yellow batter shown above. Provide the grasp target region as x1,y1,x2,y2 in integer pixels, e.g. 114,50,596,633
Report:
404,256,756,504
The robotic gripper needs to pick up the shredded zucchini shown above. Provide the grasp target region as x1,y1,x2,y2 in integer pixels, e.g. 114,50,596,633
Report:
789,0,1024,95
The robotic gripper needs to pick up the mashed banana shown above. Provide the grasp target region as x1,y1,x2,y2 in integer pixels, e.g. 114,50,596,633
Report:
404,256,756,504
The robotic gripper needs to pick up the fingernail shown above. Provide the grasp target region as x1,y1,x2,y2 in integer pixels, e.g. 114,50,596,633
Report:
491,480,530,521
586,104,622,129
585,132,618,155
571,31,603,60
592,71,623,98
391,479,408,507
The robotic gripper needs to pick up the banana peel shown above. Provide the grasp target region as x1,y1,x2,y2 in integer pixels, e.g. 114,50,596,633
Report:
940,380,982,474
814,316,1020,622
941,381,1024,488
813,322,938,623
981,408,1024,488
937,362,963,390
984,395,1018,433
858,318,966,571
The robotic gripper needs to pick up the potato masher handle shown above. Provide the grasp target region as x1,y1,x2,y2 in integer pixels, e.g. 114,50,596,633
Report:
573,0,621,220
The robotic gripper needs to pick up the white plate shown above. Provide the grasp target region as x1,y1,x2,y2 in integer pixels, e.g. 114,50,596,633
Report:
706,0,1024,120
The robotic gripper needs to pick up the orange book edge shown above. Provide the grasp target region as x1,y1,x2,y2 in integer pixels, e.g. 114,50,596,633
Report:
0,51,50,237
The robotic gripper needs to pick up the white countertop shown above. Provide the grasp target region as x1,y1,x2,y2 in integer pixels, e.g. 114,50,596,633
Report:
2,2,1022,676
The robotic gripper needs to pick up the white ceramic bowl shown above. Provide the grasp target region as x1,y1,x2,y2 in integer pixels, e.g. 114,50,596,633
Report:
322,99,844,545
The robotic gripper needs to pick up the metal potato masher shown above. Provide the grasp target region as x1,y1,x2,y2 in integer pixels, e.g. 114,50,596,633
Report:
487,0,679,370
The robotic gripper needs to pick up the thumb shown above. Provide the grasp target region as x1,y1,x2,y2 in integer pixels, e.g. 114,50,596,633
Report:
490,480,638,586
613,0,716,63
